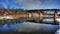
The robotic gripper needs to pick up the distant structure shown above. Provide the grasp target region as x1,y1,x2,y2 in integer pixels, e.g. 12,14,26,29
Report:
0,9,60,24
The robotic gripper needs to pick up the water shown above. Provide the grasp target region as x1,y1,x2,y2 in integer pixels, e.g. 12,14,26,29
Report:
0,22,59,34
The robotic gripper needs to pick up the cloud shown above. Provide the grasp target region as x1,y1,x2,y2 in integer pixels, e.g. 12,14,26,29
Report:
14,0,42,10
0,0,59,9
13,0,60,9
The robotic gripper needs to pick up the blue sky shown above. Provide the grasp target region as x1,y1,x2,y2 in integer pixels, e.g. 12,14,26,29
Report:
0,0,60,9
0,0,24,9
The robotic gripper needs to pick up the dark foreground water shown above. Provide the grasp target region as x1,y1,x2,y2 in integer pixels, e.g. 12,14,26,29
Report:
0,22,59,34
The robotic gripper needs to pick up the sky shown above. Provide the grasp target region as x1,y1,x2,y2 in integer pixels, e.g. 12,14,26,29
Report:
0,0,60,10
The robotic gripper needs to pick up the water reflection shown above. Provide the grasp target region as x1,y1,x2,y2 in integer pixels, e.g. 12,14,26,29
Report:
0,24,9,31
56,18,60,22
43,18,54,21
0,22,59,32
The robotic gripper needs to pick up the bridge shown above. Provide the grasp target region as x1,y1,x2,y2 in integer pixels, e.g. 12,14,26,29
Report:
0,9,60,25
